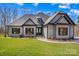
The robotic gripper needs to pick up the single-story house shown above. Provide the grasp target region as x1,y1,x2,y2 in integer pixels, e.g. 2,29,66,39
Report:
7,11,75,39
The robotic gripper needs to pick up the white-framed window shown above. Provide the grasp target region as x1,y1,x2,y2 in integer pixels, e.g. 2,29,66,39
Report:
58,27,68,36
12,28,20,34
24,26,36,36
25,28,34,35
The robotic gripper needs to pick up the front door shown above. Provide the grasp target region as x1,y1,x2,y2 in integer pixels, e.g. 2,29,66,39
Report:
36,27,42,35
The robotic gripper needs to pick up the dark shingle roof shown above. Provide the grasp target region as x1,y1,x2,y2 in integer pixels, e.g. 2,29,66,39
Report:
35,12,49,23
8,14,37,26
44,11,75,25
7,11,75,26
8,12,49,26
44,11,63,25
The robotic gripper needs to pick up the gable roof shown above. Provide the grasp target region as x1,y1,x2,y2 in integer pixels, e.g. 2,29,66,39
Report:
8,12,49,26
35,12,49,23
7,11,75,26
54,15,71,24
23,18,36,25
44,11,75,25
8,14,37,26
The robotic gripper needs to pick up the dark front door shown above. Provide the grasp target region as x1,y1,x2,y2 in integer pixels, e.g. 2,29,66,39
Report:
36,27,42,35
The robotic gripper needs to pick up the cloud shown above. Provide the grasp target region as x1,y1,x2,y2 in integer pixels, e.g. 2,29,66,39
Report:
33,3,38,6
70,9,79,15
59,4,70,9
67,12,71,15
16,3,24,6
36,10,42,14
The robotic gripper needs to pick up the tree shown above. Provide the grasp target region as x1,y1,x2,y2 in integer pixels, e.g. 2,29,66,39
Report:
0,7,18,37
0,6,30,37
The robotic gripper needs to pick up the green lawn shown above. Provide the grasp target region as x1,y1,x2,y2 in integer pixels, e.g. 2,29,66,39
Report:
0,37,79,56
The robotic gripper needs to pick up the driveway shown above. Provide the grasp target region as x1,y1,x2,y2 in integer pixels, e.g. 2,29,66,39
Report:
37,37,76,43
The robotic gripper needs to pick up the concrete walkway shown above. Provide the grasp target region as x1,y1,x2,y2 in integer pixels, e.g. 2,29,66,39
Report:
37,37,77,43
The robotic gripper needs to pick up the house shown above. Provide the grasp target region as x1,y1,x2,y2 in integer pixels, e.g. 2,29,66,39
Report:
7,11,75,39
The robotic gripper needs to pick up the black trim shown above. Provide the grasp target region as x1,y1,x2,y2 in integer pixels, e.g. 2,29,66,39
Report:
46,12,75,25
22,18,36,26
54,15,72,24
47,25,48,38
73,26,74,39
63,16,72,24
58,13,75,25
23,24,36,26
48,23,72,25
54,16,63,23
49,13,60,25
64,14,75,25
7,25,21,27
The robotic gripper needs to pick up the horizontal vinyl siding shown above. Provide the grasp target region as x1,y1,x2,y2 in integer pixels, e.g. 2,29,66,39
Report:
69,25,74,38
48,25,53,39
53,25,56,38
44,26,47,39
8,26,22,37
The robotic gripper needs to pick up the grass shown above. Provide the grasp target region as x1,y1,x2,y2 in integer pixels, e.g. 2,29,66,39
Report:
0,37,79,56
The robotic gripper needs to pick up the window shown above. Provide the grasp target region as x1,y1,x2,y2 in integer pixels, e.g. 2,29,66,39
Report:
37,18,44,25
25,28,34,35
12,28,20,34
36,27,42,34
58,27,68,36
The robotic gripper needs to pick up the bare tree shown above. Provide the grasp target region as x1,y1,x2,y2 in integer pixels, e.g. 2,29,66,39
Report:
0,7,18,37
0,6,31,37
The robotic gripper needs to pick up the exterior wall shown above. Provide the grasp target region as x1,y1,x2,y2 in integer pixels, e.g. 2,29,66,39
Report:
44,25,74,39
8,26,37,37
53,25,56,38
43,26,47,39
55,25,74,39
56,25,69,38
23,26,36,36
69,25,74,38
8,26,22,37
74,25,79,36
8,25,74,39
47,25,54,39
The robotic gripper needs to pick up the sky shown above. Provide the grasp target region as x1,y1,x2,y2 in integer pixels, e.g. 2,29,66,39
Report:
0,3,79,22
